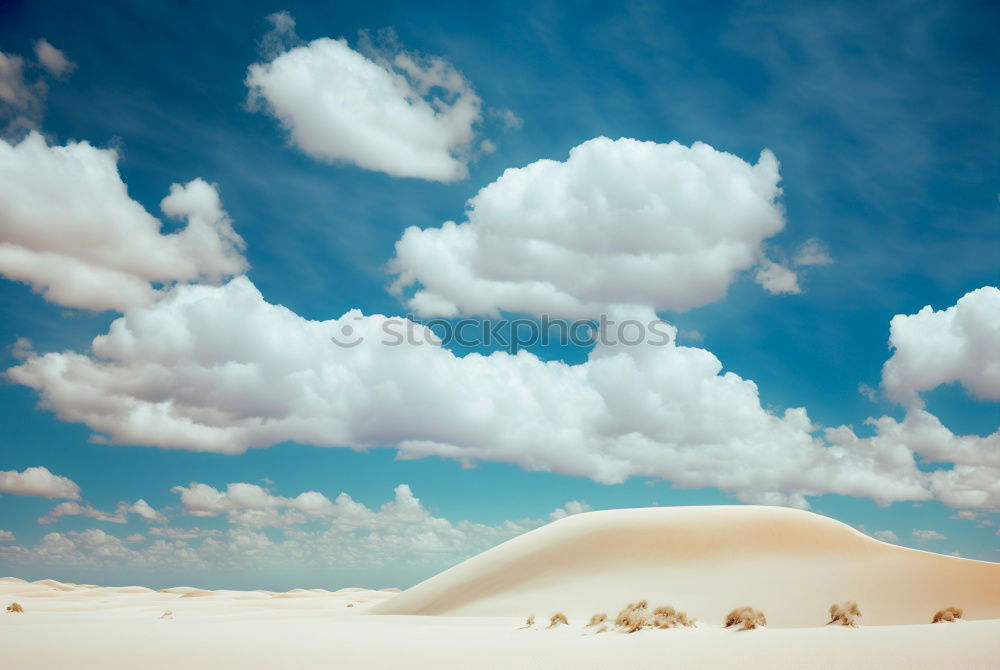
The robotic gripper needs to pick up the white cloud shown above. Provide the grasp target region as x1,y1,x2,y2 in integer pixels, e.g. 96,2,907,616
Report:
912,529,945,541
793,238,834,266
39,499,165,525
872,529,898,542
33,40,74,77
754,258,801,295
0,529,14,542
3,484,576,570
8,276,941,508
549,500,591,521
950,510,979,521
881,286,1000,406
0,132,248,311
389,137,788,318
246,19,481,182
0,466,80,499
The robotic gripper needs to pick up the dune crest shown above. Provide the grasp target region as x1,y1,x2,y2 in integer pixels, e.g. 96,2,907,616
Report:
369,506,1000,627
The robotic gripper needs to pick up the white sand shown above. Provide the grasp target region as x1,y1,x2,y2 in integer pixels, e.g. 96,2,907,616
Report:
2,506,998,669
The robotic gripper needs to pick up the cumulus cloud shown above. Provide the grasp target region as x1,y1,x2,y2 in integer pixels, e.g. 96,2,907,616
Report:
246,19,482,182
0,132,247,310
0,466,80,499
8,276,942,508
754,258,801,295
0,529,14,542
389,137,788,318
872,529,898,542
0,49,46,137
33,39,74,77
881,286,1000,406
39,499,165,525
912,529,945,541
549,500,591,521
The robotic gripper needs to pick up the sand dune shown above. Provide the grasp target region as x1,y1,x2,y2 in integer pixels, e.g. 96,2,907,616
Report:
2,506,998,669
370,506,1000,626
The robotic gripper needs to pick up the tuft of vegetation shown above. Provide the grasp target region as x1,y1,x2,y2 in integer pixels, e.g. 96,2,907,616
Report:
547,612,568,628
725,606,766,630
827,601,861,627
522,615,535,628
932,606,963,623
6,602,24,613
652,605,695,628
616,601,650,633
587,612,608,627
160,611,173,619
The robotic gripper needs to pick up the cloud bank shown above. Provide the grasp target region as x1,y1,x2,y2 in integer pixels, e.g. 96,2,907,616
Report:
10,275,960,509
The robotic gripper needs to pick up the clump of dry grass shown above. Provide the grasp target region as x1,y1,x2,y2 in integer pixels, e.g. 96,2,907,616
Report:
932,606,963,623
587,612,607,627
652,605,696,628
547,612,568,628
725,606,766,630
6,602,23,613
615,601,651,633
827,601,861,627
160,611,173,620
521,615,535,629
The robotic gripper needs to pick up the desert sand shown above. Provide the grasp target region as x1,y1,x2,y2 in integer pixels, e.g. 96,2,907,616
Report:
2,506,998,669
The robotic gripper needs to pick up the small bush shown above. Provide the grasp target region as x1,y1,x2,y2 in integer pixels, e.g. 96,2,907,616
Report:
617,602,650,633
548,612,568,628
652,605,695,628
160,611,173,619
932,606,963,623
6,602,24,613
827,601,861,627
587,612,607,627
522,615,535,628
725,606,766,630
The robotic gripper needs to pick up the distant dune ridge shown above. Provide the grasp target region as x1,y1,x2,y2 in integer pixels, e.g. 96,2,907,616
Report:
368,506,1000,626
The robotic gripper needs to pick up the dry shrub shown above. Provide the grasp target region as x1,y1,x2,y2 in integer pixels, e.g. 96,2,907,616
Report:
725,606,766,630
827,601,861,627
6,602,24,613
615,601,650,633
652,605,695,628
346,603,354,608
548,612,568,628
593,624,609,634
522,615,535,628
587,612,607,627
932,606,963,623
160,611,173,619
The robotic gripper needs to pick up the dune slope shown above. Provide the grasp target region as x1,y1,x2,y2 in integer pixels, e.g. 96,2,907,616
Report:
369,506,1000,626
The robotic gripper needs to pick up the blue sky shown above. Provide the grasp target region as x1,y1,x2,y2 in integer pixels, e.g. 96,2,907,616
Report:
0,0,997,590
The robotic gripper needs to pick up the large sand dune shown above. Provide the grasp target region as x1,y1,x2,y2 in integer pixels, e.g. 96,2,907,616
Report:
3,506,998,669
370,506,1000,626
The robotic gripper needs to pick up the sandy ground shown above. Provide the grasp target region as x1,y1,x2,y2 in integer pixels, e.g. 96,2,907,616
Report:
3,507,998,669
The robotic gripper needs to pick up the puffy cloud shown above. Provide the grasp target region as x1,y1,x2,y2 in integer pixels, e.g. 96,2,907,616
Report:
8,276,938,508
0,132,247,310
489,107,523,130
0,529,14,542
390,137,788,318
33,40,74,77
39,499,165,525
549,500,591,521
912,529,945,541
881,286,1000,406
754,258,801,295
872,529,898,542
0,466,80,499
246,20,481,182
